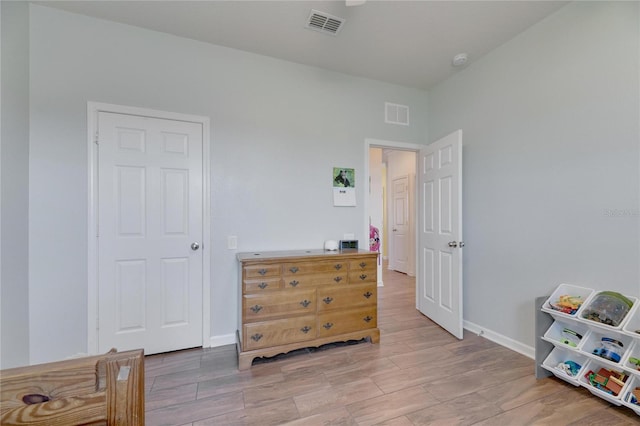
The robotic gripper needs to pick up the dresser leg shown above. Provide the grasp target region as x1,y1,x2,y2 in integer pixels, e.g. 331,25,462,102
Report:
369,329,381,344
238,353,254,370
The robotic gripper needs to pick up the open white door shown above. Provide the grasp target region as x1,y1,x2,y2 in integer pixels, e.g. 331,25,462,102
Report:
417,130,463,339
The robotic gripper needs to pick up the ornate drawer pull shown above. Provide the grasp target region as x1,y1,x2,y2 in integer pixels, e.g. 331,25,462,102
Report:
250,305,263,313
363,291,373,299
363,316,373,323
334,276,343,283
359,262,366,268
359,274,367,280
334,264,342,270
323,297,334,304
300,326,311,334
258,269,268,276
323,322,333,329
300,299,311,308
289,266,299,273
289,280,299,287
251,333,263,342
258,282,268,289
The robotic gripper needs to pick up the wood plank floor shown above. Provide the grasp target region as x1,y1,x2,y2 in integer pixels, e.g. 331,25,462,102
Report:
144,265,640,425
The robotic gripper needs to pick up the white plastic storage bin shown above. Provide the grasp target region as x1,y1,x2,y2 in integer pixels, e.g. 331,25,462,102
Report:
581,331,633,366
623,305,640,339
542,284,594,321
541,346,588,386
621,375,640,416
579,359,631,405
621,341,640,376
578,291,638,332
542,320,589,350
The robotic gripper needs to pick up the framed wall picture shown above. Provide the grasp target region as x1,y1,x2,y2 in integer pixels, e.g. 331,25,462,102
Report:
333,167,356,206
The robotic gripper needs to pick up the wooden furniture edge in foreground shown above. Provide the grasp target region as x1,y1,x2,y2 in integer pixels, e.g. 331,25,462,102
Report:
237,328,380,370
0,349,145,425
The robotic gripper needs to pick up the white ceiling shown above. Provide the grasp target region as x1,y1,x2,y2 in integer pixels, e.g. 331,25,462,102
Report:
36,0,569,90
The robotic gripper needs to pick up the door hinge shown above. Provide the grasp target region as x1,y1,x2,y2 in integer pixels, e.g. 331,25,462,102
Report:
94,132,99,144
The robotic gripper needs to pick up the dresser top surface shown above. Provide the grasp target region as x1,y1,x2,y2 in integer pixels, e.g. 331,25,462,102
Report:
237,249,376,263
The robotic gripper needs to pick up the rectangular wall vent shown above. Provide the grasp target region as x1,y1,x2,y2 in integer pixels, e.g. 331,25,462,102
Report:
385,102,410,126
306,10,345,36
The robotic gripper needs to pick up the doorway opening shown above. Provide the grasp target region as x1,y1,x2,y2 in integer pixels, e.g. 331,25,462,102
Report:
364,139,421,306
384,149,416,276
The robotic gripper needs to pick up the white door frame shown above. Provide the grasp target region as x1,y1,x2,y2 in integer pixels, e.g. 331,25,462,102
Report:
364,139,422,295
87,102,211,355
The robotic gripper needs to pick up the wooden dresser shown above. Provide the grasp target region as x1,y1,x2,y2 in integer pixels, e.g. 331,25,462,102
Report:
236,249,380,369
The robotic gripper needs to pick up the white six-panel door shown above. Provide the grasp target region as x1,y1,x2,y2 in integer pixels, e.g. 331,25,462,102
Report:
391,175,410,274
97,111,204,354
418,130,463,339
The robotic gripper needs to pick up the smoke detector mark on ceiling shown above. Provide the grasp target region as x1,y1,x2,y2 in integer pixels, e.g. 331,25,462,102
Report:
452,53,469,67
306,10,345,36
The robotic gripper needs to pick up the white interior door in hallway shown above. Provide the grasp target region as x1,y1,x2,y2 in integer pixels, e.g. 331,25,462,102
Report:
418,130,463,339
390,175,410,274
96,111,204,355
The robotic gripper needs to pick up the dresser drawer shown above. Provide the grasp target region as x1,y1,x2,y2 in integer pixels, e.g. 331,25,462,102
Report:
349,258,377,272
243,315,316,350
243,289,316,321
243,277,282,293
349,270,376,284
317,283,376,312
317,307,377,338
283,260,347,275
283,272,348,289
244,264,281,279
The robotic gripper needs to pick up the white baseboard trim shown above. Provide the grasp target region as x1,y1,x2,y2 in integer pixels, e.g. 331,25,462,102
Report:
464,320,534,360
209,333,237,348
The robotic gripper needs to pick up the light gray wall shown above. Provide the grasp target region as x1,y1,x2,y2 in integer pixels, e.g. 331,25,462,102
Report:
427,1,640,348
27,5,428,364
1,1,30,369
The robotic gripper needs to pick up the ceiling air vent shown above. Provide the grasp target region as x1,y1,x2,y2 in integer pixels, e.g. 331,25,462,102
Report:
306,10,345,36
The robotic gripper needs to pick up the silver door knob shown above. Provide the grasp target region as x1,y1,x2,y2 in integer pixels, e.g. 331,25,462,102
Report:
191,242,200,251
459,241,465,247
448,241,458,248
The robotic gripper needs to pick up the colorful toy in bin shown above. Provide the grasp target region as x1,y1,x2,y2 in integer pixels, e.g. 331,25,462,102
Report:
560,328,582,347
584,367,628,396
629,357,640,371
592,337,624,363
555,360,581,377
625,387,640,406
581,291,634,327
548,294,584,315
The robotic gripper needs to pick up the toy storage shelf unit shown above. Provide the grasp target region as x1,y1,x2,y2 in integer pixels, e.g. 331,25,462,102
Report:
536,284,640,415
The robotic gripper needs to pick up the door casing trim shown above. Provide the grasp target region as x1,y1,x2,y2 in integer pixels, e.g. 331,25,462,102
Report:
87,101,211,355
